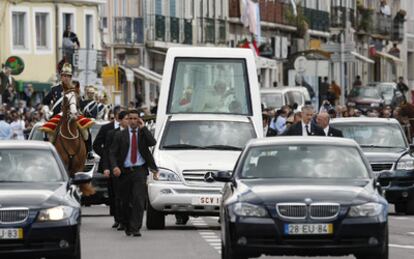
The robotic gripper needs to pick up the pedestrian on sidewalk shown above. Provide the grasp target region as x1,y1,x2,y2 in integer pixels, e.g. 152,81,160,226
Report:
0,113,12,140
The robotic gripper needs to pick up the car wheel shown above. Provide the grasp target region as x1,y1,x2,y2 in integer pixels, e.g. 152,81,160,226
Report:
221,223,247,259
395,202,407,214
355,224,388,259
406,199,414,215
146,200,165,230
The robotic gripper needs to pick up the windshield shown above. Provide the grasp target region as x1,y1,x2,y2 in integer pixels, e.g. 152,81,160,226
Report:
0,150,63,182
168,58,251,115
332,123,406,148
285,91,304,106
350,87,380,99
90,123,104,143
261,93,283,109
30,126,45,141
241,145,369,179
161,120,256,150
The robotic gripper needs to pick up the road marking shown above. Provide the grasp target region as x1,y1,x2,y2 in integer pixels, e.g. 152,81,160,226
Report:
191,218,221,254
408,232,414,236
390,244,414,250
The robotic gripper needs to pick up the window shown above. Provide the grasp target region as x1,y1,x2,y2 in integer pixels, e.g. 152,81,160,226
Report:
85,14,93,49
35,13,49,49
168,58,252,115
155,0,162,15
63,13,73,31
12,12,26,48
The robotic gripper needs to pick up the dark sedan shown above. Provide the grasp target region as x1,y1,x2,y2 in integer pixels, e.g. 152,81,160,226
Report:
214,137,388,259
0,141,90,259
347,86,384,113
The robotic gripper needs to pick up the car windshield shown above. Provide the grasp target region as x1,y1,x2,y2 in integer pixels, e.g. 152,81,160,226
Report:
332,123,407,148
285,91,304,106
161,120,256,150
168,58,251,115
0,150,63,182
350,87,380,99
261,93,283,109
90,122,105,143
241,145,369,179
30,125,45,141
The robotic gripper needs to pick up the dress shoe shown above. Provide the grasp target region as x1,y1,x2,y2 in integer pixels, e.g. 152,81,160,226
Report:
125,230,132,236
131,231,142,237
112,222,119,228
117,224,125,231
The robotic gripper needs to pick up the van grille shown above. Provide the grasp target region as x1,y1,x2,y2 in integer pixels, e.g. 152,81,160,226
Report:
0,208,29,224
371,163,393,172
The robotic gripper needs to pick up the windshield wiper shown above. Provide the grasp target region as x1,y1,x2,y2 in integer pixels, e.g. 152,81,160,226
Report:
360,144,405,149
163,144,206,150
204,145,243,151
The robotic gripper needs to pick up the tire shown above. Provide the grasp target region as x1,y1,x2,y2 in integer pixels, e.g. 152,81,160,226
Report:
146,200,165,230
355,224,388,259
395,202,407,214
406,199,414,215
221,222,247,259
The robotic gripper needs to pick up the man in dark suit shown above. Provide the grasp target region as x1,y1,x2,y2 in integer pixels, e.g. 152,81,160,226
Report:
262,113,277,136
101,111,129,230
283,105,325,136
316,112,343,137
110,110,159,237
92,106,122,228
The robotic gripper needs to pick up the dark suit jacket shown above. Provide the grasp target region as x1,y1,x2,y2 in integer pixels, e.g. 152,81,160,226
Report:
103,127,121,171
93,122,115,172
326,126,343,137
265,127,278,137
109,126,158,173
283,122,325,136
43,84,63,115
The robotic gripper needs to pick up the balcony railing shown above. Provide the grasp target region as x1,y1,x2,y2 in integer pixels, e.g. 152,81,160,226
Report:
113,17,144,45
198,18,227,45
331,6,355,28
356,12,404,41
58,48,106,77
147,14,193,45
303,8,330,32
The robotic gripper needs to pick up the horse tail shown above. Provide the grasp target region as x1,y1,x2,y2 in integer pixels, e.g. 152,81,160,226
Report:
80,183,96,196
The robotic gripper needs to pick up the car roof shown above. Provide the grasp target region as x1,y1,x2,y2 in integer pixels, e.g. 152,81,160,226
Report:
167,47,255,59
331,117,400,125
246,136,358,148
0,140,54,150
169,114,251,122
260,86,307,94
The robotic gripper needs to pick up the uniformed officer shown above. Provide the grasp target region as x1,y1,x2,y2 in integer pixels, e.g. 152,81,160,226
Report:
81,86,103,119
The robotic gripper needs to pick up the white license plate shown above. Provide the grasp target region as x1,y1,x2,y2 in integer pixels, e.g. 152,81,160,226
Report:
191,197,221,206
284,224,333,235
0,228,23,240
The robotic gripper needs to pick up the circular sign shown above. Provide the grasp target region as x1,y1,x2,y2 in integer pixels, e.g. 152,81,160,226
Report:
5,56,25,75
294,56,308,73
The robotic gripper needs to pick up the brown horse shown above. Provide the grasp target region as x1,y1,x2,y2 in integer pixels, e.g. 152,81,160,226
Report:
54,90,95,196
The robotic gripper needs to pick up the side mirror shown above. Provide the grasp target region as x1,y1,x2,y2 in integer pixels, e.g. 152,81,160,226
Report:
377,170,393,179
71,173,92,185
213,171,232,182
410,144,414,153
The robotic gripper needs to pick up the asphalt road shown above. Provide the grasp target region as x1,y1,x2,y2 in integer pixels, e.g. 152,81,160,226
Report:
81,205,414,259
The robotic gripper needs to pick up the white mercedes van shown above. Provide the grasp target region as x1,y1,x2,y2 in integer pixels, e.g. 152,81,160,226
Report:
147,47,263,229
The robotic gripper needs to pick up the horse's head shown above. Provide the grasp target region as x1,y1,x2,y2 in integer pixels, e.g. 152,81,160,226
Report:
63,91,79,120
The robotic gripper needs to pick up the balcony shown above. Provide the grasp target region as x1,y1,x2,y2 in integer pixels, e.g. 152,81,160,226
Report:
198,18,227,45
331,6,355,28
147,14,193,45
58,48,106,77
356,11,404,41
303,8,330,32
113,17,144,45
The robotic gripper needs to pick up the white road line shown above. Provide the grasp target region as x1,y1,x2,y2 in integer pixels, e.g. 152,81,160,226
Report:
408,232,414,236
390,217,411,220
191,218,222,254
390,244,414,250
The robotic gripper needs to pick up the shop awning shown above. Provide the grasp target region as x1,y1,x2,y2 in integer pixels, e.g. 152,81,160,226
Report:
376,51,403,63
351,51,375,64
118,65,135,82
132,66,162,85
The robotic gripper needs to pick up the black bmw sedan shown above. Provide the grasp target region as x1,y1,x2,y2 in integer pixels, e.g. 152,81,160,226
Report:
0,141,90,259
214,137,388,259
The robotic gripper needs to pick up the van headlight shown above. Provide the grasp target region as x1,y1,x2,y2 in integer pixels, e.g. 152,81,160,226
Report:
348,203,383,217
232,202,268,217
156,168,181,182
37,206,74,221
396,158,414,170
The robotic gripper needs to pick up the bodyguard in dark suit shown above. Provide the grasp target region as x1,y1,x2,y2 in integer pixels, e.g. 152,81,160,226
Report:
110,110,159,237
283,105,325,136
316,112,344,137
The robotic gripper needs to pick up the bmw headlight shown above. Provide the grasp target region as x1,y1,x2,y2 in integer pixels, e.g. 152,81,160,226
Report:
348,203,383,217
232,202,268,217
37,206,74,221
396,159,414,170
156,168,181,182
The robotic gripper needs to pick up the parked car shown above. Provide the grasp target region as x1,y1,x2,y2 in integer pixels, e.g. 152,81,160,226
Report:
215,137,388,259
367,82,397,107
347,86,384,113
331,117,414,215
260,86,311,110
0,141,90,259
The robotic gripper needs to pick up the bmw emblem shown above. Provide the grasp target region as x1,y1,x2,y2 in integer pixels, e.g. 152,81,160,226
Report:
204,172,215,183
304,198,313,205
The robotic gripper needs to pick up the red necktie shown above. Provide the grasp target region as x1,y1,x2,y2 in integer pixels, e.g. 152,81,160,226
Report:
131,130,137,164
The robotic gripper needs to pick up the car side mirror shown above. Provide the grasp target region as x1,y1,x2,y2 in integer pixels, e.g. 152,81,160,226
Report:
71,173,92,185
409,144,414,153
377,170,393,179
213,171,232,182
